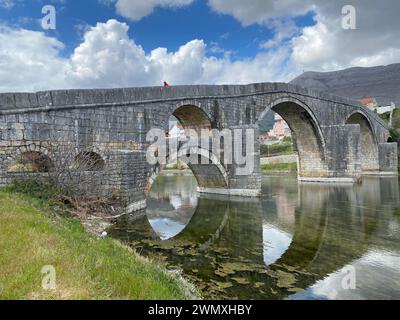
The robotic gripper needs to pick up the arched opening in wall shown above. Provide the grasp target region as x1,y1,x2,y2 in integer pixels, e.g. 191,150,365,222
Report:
72,151,105,171
258,101,326,178
259,111,297,173
7,151,53,173
164,105,226,191
167,105,213,157
346,112,379,172
168,115,186,144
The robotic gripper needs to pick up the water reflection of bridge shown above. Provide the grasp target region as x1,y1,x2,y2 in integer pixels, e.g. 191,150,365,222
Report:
109,176,400,299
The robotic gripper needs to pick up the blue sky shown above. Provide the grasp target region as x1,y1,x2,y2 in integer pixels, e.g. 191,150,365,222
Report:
0,0,399,92
0,0,315,58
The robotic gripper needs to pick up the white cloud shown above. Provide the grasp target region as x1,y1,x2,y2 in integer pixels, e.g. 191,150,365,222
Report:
0,0,15,9
201,47,296,85
260,18,301,50
291,19,338,70
290,1,400,71
85,1,400,87
2,0,400,93
208,0,400,72
297,251,400,300
66,20,155,87
0,19,295,92
109,0,194,21
208,0,313,26
0,26,67,92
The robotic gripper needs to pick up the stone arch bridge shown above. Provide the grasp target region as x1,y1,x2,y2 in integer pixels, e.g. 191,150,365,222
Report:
0,83,397,212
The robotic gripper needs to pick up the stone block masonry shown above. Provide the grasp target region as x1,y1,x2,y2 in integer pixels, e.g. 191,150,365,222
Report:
0,83,397,212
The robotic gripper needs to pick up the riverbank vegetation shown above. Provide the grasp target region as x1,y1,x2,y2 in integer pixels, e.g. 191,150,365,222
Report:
0,183,197,300
261,162,297,172
260,140,294,157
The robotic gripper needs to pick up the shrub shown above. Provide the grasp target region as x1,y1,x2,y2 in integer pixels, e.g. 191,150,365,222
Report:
261,162,297,171
260,142,294,157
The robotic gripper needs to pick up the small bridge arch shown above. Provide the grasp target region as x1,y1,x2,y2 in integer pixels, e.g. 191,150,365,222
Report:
145,146,229,197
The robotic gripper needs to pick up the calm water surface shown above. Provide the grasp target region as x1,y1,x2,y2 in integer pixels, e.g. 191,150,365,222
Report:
108,173,400,300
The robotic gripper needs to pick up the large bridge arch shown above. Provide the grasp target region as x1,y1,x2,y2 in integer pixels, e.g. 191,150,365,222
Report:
257,97,327,179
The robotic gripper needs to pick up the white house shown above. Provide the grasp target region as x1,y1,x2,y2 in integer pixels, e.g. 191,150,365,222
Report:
376,102,396,115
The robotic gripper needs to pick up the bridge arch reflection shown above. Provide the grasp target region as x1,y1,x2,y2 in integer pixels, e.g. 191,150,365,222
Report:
109,174,400,299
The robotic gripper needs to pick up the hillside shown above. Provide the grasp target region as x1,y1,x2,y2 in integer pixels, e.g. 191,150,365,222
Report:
290,63,400,106
258,111,275,133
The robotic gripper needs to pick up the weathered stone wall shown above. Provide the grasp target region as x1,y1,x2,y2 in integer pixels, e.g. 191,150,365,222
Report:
346,112,380,171
321,124,361,180
379,143,399,173
0,83,397,211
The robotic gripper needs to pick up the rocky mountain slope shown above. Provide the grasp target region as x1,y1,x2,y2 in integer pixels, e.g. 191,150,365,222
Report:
290,63,400,106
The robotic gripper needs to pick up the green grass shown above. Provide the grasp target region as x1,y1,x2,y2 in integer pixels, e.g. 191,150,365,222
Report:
261,162,297,172
260,143,294,157
0,189,196,300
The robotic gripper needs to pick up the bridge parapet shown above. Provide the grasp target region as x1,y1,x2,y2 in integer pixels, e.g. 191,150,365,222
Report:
0,82,367,112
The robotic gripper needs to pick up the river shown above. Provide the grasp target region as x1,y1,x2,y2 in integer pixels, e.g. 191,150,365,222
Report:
108,172,400,300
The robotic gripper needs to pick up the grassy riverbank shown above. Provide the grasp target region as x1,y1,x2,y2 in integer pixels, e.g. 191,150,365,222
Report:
0,189,196,300
261,162,297,172
260,141,294,157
